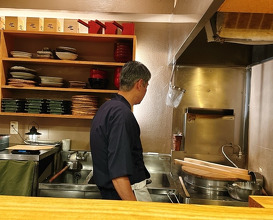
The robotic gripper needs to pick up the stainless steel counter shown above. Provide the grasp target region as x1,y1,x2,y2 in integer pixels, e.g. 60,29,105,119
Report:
0,146,60,161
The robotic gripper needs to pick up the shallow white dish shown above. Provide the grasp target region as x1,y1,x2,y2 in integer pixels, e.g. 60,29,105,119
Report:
10,71,36,79
10,66,36,73
10,51,32,58
56,52,78,60
40,76,63,83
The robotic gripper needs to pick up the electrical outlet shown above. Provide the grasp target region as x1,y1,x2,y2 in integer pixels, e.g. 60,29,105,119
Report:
10,121,18,134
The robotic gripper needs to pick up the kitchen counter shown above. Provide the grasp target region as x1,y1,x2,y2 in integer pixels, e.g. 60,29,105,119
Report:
0,145,60,161
1,195,273,219
249,196,273,208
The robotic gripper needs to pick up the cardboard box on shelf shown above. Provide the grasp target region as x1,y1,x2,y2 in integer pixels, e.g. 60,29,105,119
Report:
44,18,61,32
26,17,43,31
0,17,5,30
5,16,25,30
64,19,79,33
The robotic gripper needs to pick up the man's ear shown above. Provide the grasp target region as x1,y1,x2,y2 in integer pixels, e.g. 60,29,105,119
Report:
135,79,143,90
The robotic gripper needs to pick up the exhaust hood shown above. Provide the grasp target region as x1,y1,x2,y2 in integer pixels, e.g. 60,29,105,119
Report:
207,0,273,45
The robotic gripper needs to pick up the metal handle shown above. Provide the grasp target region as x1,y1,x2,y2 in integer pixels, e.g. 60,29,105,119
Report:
166,191,180,204
179,176,190,198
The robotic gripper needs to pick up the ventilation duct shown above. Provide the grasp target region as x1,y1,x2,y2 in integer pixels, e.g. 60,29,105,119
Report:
215,12,273,45
205,0,273,45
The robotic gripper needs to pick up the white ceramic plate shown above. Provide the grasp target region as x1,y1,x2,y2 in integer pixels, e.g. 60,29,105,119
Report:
40,76,63,83
10,51,32,58
56,52,78,60
10,72,36,79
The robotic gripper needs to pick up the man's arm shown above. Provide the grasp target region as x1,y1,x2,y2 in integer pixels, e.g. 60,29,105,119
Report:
112,176,137,201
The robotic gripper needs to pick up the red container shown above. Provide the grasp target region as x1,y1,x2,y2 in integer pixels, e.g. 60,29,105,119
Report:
114,67,122,89
90,69,107,79
77,19,106,34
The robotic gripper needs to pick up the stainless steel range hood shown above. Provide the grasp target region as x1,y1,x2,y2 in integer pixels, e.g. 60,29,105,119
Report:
205,12,273,45
206,0,273,45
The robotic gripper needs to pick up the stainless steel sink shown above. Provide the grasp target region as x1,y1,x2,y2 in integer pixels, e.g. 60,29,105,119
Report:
38,152,180,203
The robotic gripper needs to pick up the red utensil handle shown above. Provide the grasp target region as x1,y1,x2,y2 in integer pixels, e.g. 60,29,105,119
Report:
112,21,123,30
95,20,106,28
77,19,89,28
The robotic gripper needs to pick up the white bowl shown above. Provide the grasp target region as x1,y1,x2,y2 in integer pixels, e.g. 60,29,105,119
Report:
56,52,78,60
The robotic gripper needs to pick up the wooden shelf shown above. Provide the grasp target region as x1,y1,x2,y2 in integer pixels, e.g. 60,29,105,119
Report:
2,57,126,67
0,112,93,119
3,30,136,41
0,30,136,120
1,85,118,93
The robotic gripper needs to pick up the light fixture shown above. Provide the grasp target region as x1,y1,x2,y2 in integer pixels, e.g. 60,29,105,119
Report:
25,123,41,143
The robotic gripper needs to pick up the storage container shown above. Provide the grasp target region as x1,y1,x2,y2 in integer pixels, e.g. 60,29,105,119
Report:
64,19,79,33
5,16,24,30
0,17,5,30
26,17,43,31
44,18,61,32
0,135,9,151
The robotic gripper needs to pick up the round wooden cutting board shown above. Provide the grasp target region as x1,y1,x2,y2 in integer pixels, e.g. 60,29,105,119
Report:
182,166,238,181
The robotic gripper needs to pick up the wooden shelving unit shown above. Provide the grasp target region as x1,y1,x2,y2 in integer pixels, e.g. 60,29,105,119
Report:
0,30,136,119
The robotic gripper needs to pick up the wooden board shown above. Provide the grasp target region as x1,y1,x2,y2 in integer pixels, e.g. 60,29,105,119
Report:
184,157,249,175
7,145,54,150
174,159,251,181
182,166,238,181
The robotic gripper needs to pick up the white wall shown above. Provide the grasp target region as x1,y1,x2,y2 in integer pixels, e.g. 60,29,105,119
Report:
249,59,273,195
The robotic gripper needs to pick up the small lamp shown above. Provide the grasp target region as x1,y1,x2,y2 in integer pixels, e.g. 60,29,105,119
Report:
25,125,41,143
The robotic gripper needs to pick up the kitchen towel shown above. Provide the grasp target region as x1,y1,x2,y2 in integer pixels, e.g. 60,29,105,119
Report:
0,160,36,196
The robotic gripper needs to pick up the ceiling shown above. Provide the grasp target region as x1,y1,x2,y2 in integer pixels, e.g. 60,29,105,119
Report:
0,0,225,63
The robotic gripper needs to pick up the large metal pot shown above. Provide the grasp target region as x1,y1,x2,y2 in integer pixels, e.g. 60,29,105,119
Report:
227,181,262,201
183,172,232,196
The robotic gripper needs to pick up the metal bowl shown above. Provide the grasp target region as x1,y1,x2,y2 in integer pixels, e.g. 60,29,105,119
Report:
227,181,262,201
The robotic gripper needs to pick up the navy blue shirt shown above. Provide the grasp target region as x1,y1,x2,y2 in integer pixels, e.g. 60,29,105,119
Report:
90,94,150,189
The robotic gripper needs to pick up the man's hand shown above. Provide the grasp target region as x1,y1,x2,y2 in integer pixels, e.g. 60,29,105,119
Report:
112,176,137,201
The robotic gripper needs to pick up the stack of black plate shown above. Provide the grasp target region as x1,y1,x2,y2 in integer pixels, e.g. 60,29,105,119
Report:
25,98,47,114
47,100,71,115
1,98,26,112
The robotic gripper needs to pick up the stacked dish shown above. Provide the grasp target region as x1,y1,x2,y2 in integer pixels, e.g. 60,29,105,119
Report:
8,78,36,87
71,95,99,116
9,66,37,82
39,76,63,87
89,68,108,89
10,51,32,58
114,42,132,62
1,98,26,113
68,81,86,88
25,99,47,114
47,100,71,115
55,46,78,60
37,48,53,59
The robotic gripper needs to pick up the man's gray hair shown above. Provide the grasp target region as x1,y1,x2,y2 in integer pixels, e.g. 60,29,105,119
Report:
119,61,151,91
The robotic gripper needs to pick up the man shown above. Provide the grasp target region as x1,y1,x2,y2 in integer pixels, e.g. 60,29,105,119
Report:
90,61,152,201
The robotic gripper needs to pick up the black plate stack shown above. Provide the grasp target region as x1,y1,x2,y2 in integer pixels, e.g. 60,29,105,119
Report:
1,98,26,112
25,98,47,114
47,100,72,115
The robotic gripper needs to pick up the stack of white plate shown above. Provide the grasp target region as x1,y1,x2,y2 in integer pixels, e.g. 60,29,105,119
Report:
37,50,53,59
10,51,32,58
9,66,37,80
39,76,63,87
55,46,78,60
